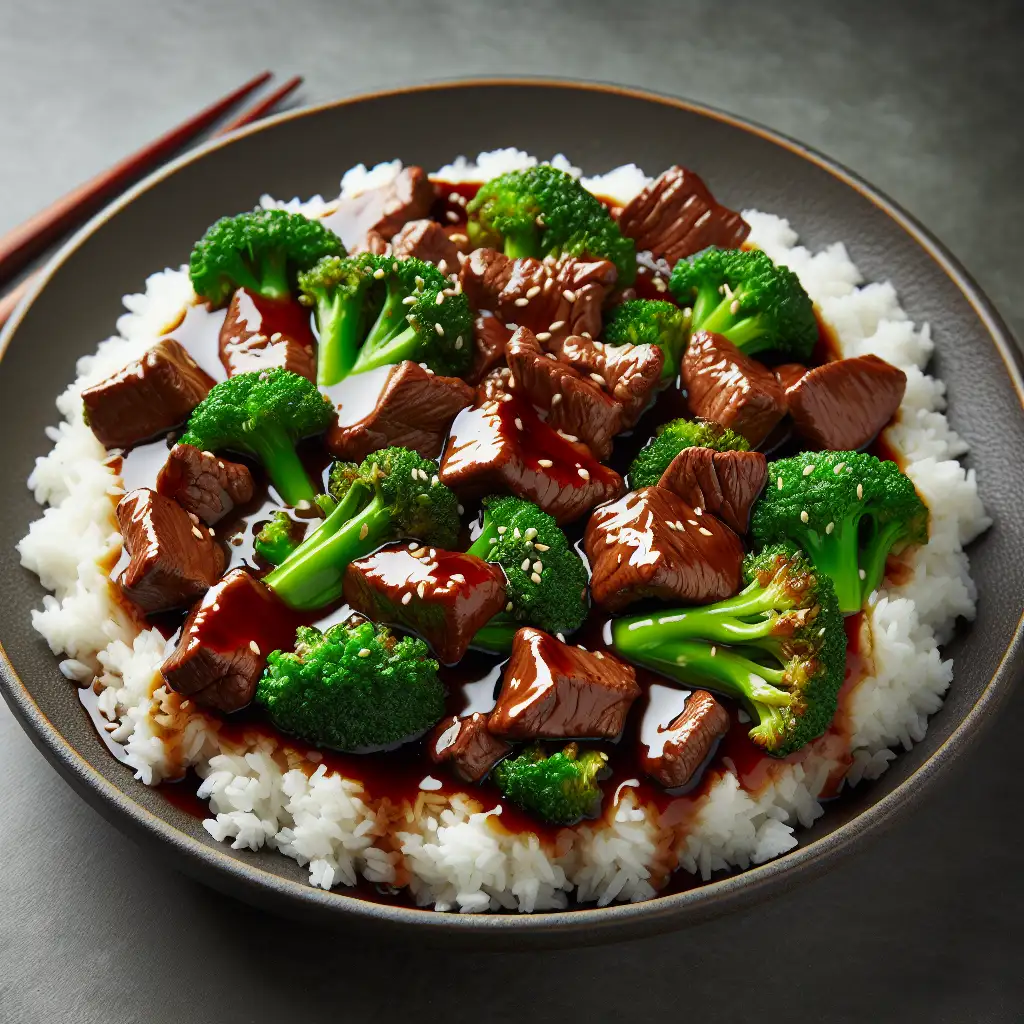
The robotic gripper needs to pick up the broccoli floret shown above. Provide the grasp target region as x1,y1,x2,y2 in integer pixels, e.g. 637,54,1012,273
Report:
603,299,686,382
668,246,816,359
750,450,928,614
492,743,608,825
263,446,461,610
298,254,472,386
611,545,846,756
189,208,344,307
254,511,299,566
465,496,589,653
180,368,333,507
628,417,750,489
255,620,445,752
466,165,636,285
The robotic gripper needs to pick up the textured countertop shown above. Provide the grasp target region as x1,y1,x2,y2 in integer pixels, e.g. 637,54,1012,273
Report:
1,1,1022,1020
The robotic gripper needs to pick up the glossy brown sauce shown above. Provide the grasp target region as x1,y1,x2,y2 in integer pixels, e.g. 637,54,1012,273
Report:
88,179,900,906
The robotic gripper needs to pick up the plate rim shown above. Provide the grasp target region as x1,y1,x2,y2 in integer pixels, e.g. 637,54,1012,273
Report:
1,75,1021,942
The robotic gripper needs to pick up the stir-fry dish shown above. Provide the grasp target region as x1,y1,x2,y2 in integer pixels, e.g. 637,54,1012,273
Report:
22,153,988,912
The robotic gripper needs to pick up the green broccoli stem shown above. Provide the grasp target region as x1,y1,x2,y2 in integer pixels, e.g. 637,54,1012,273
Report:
694,287,772,352
249,424,318,507
466,519,500,560
801,521,863,615
363,286,408,349
470,619,519,654
614,637,793,710
612,581,787,652
264,490,392,610
315,292,364,386
351,323,423,375
860,517,907,602
503,231,540,260
255,251,291,302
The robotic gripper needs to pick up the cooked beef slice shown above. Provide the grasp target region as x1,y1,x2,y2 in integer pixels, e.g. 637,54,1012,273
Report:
219,288,317,381
428,713,512,783
327,166,437,251
156,443,255,525
657,447,768,534
488,628,640,739
116,488,225,613
584,486,744,612
82,338,215,449
639,689,730,789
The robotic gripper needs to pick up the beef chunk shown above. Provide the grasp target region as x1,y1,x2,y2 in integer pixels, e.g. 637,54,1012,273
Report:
82,339,215,449
342,545,506,664
325,166,437,251
115,488,225,613
219,288,316,381
326,360,474,462
459,248,616,345
468,311,513,385
505,327,623,460
549,333,664,427
488,628,640,739
428,713,511,783
155,443,255,525
584,486,744,612
161,569,300,712
681,331,787,447
617,165,749,262
640,689,730,789
785,354,907,451
389,219,463,273
774,362,808,393
657,447,768,534
439,375,624,524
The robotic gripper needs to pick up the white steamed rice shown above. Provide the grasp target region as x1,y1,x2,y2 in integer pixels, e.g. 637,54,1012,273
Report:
17,150,990,912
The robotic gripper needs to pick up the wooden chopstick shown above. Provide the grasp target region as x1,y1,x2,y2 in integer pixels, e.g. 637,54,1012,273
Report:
0,71,272,287
215,75,303,134
0,73,304,333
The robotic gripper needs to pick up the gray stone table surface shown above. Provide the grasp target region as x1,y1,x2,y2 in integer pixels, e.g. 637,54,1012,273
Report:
0,0,1022,1020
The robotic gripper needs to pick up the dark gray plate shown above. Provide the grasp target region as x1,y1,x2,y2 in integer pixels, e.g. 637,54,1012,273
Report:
0,79,1021,948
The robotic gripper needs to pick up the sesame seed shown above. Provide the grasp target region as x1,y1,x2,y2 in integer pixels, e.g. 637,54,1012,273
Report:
777,476,784,490
489,537,497,545
710,646,718,656
857,483,864,499
543,278,553,292
514,297,530,307
858,569,867,580
687,520,699,527
451,573,466,584
533,560,543,573
531,573,542,584
249,641,260,655
505,323,518,331
497,525,507,534
431,474,439,486
803,465,815,476
458,504,464,515
191,526,204,539
652,277,667,293
435,292,445,305
526,285,541,298
562,289,577,302
833,462,846,474
434,323,444,336
515,417,523,430
534,543,549,551
402,295,417,305
535,214,545,227
536,332,552,342
521,558,531,571
675,521,686,531
549,320,565,331
454,335,464,350
452,234,468,244
667,521,678,531
694,507,703,516
401,592,412,605
580,331,592,339
578,468,590,480
392,262,399,271
270,332,283,342
551,393,563,405
513,527,521,539
589,373,606,386
729,299,740,315
438,260,448,275
538,459,553,468
415,276,425,289
826,522,835,535
699,527,713,537
359,523,369,540
373,268,385,279
446,210,459,223
800,510,809,523
505,601,514,613
594,651,605,660
358,648,371,658
417,582,426,599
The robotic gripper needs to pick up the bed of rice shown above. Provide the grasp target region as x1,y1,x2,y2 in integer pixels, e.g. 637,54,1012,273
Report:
16,150,990,913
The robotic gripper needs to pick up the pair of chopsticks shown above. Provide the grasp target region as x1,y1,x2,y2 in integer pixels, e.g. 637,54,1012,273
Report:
0,71,303,331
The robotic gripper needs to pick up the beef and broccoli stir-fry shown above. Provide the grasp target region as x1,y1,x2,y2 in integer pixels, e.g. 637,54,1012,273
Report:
88,161,922,829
